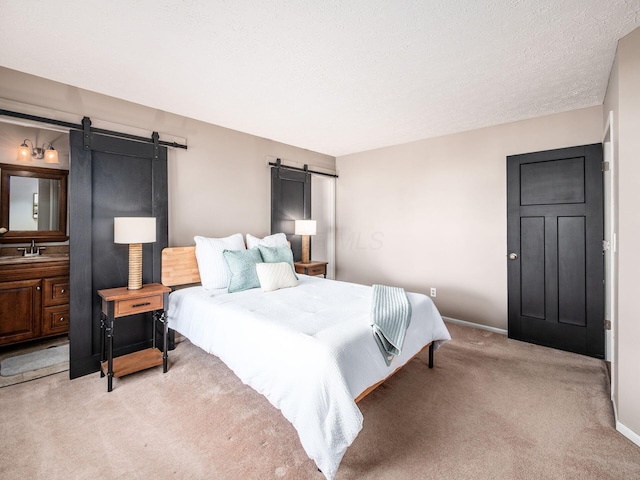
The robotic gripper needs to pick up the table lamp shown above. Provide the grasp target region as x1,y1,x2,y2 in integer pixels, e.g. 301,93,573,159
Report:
295,219,316,264
114,217,156,290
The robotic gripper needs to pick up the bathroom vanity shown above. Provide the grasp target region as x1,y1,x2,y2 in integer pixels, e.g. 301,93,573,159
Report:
0,162,70,346
0,252,69,346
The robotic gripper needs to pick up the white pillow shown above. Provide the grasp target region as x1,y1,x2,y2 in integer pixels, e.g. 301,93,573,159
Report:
256,262,298,292
194,234,245,290
246,232,288,249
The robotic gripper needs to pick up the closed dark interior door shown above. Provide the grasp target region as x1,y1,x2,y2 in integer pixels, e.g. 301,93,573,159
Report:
271,167,311,261
69,130,168,378
507,144,604,358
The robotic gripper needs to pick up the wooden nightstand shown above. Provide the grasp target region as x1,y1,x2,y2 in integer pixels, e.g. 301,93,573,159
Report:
97,283,171,392
294,261,328,278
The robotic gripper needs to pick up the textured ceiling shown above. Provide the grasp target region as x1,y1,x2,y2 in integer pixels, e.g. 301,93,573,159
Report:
0,1,638,156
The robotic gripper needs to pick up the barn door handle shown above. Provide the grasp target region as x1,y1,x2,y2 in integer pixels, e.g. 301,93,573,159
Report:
509,253,518,260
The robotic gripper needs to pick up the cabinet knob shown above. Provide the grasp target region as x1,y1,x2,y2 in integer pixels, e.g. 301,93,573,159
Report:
59,317,65,322
60,289,66,293
36,286,41,291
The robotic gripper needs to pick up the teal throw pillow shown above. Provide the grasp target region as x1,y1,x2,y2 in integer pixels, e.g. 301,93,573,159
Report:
223,247,263,293
258,245,297,278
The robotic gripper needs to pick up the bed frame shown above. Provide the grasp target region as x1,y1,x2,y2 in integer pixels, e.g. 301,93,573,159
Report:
160,246,434,403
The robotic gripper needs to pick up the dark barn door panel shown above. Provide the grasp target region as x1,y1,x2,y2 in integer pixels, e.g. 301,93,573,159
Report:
507,144,604,358
271,167,311,262
69,129,168,378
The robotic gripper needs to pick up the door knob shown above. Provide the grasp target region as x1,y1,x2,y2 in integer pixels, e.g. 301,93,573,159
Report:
509,253,518,260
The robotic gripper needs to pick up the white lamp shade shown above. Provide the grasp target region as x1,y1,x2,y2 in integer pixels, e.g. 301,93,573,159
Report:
114,217,156,244
295,219,316,236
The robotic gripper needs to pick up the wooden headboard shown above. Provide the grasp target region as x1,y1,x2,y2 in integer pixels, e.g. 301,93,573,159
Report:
161,246,200,287
161,241,292,288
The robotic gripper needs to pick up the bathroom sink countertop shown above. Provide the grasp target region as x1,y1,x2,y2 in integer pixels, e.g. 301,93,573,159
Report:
0,254,69,266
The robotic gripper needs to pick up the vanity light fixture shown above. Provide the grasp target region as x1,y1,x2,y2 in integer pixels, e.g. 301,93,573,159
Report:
114,217,156,290
18,139,59,164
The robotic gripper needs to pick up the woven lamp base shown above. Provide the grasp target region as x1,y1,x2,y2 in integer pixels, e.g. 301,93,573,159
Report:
128,243,143,290
301,235,310,264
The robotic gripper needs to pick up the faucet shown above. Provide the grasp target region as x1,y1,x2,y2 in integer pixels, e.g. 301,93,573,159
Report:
17,240,46,257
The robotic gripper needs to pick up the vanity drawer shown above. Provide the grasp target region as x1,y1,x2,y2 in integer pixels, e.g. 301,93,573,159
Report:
43,277,70,306
42,305,70,336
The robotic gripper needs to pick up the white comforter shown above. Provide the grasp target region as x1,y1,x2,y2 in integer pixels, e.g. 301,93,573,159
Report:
167,275,450,479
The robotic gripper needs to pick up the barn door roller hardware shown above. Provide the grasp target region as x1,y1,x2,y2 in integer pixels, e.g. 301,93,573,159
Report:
269,158,338,178
0,108,188,150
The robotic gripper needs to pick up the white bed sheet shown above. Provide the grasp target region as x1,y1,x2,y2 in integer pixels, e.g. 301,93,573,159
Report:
167,275,450,479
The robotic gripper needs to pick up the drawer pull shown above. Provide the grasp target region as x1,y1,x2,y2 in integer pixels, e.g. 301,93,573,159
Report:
60,289,66,293
59,317,65,322
132,302,151,308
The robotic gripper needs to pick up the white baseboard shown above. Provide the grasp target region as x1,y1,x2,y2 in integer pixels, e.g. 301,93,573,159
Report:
616,421,640,447
442,316,508,336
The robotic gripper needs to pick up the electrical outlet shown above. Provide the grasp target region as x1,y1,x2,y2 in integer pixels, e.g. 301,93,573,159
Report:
430,287,436,297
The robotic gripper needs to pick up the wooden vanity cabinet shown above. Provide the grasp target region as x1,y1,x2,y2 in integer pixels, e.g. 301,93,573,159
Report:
42,276,70,335
0,279,41,345
0,257,69,346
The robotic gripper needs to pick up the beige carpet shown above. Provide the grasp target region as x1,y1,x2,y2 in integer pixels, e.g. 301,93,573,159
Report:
0,322,638,479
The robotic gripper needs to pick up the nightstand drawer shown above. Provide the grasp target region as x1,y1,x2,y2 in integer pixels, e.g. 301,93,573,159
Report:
115,294,163,317
294,261,328,277
307,265,326,276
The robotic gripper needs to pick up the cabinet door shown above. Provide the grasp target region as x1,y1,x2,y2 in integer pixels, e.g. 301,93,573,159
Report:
0,279,41,345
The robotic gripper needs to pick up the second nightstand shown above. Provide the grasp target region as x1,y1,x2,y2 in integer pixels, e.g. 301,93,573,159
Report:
98,283,171,392
294,261,328,278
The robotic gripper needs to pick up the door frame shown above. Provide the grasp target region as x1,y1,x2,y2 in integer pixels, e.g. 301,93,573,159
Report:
603,111,617,406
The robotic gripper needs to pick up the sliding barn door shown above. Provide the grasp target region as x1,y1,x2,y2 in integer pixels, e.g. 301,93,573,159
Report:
271,167,311,261
507,144,604,358
69,129,168,378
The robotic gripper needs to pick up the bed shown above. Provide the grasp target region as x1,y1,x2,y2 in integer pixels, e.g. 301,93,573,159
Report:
162,244,451,479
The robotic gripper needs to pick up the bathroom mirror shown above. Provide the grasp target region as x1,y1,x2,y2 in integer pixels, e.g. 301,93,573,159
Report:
0,163,68,243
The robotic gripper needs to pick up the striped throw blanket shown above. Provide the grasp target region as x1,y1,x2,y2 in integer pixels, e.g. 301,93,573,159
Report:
371,284,412,366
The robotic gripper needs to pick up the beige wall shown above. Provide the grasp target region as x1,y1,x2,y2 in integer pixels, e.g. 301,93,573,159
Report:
336,106,603,330
0,67,335,247
605,27,640,441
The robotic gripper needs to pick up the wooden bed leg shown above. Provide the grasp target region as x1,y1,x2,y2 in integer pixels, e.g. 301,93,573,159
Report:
428,343,434,369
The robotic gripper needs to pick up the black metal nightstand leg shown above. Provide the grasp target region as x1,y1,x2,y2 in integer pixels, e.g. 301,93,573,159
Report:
107,318,114,391
99,313,106,377
162,311,168,373
152,311,157,350
428,343,434,369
